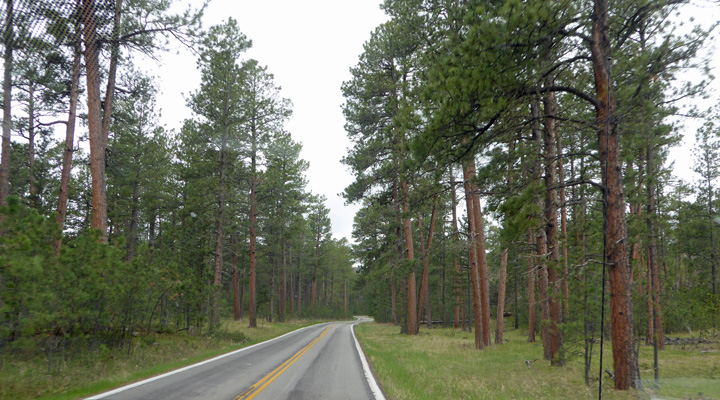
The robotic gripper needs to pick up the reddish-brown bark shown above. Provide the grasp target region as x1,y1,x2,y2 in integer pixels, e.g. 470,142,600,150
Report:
469,161,491,346
463,162,484,349
543,89,564,365
83,0,108,238
591,0,639,388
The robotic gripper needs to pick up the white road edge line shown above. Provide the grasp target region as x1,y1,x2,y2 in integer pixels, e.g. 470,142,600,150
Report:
351,318,387,400
84,323,327,400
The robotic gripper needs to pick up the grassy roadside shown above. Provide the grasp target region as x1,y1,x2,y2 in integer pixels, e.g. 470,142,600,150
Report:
354,322,720,400
0,318,328,400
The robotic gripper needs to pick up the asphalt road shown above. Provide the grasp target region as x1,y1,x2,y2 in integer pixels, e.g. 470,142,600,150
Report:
86,317,385,400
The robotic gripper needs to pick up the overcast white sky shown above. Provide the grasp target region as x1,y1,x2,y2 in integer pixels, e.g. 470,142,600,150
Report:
146,1,718,242
152,0,388,242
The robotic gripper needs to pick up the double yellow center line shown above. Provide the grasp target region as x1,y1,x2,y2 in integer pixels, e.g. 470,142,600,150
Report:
234,324,336,400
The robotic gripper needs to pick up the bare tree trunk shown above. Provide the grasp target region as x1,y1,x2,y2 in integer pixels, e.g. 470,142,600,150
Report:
417,196,439,329
543,89,564,365
401,179,418,335
248,132,258,328
101,0,122,149
344,279,348,315
54,31,82,254
82,0,108,238
463,162,484,349
469,161,491,346
393,178,402,326
212,132,227,327
646,145,663,351
592,0,638,388
537,231,551,361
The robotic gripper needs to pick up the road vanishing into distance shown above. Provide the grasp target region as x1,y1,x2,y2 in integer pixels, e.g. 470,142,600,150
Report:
86,318,385,400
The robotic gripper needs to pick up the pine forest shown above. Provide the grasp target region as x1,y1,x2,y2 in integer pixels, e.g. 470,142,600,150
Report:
1,0,719,399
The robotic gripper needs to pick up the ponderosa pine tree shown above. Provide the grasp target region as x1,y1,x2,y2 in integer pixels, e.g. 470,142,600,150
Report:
237,58,292,327
188,18,250,327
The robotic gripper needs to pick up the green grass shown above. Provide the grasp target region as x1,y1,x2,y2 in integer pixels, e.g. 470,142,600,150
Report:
354,323,720,400
0,318,327,400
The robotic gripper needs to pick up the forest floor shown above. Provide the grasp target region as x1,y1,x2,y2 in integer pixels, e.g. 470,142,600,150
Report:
354,322,720,400
0,318,329,400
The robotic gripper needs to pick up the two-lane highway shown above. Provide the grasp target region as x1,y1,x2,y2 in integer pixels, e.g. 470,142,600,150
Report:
86,318,384,400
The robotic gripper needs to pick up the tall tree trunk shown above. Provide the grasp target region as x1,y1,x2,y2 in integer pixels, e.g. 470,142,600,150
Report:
54,32,82,254
591,0,639,388
233,236,241,321
0,0,12,207
212,132,227,327
401,179,418,335
393,177,402,326
469,161,491,346
248,126,258,328
527,230,536,342
83,0,108,238
543,89,564,365
463,162,484,349
495,247,508,344
417,196,439,329
101,0,122,149
646,145,664,351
